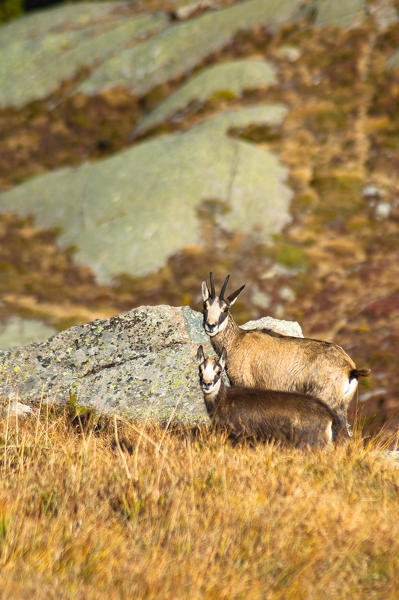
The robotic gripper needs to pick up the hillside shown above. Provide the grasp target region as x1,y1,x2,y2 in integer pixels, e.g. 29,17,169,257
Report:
0,0,398,434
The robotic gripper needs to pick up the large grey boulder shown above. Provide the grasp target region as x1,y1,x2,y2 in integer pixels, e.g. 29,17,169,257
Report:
0,306,303,423
0,104,292,283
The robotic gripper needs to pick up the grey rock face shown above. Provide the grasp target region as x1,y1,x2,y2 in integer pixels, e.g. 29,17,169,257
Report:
0,306,302,423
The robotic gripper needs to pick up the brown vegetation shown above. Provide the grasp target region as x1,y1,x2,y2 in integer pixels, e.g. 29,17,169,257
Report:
0,406,398,598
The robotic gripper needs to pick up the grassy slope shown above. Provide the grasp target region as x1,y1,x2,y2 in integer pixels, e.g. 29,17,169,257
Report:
0,408,399,599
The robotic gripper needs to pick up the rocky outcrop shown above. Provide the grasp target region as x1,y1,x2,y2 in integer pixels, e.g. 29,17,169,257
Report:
0,306,303,423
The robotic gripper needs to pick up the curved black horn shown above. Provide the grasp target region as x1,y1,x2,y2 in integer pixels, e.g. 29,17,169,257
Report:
209,272,216,299
227,284,245,304
220,274,230,300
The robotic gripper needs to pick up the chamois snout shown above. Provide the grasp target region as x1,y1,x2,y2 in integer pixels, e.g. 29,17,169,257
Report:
203,320,218,336
202,272,245,337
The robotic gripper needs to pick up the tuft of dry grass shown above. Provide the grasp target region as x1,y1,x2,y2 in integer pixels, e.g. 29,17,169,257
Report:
0,406,398,599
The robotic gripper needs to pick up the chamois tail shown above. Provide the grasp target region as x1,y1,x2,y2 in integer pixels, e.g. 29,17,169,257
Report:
349,368,371,380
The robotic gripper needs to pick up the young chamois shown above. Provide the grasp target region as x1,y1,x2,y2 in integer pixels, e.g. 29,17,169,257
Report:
201,273,370,430
197,345,349,447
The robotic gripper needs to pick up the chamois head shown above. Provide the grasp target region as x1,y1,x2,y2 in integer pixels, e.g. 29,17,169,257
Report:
201,273,245,337
197,345,226,395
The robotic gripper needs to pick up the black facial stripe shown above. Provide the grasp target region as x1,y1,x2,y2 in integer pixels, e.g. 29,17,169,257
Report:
217,312,228,326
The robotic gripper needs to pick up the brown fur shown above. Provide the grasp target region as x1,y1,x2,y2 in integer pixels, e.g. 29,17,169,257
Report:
198,349,349,448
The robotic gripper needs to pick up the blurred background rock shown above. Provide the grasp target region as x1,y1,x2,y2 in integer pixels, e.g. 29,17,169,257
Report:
0,0,398,436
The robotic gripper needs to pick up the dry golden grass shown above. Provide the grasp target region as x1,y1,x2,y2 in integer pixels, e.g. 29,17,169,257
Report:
0,406,398,599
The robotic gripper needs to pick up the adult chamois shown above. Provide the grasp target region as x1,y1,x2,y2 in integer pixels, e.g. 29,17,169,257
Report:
201,273,370,431
197,345,349,447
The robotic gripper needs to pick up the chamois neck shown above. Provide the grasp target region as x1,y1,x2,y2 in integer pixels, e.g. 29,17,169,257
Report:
203,378,225,416
210,313,242,355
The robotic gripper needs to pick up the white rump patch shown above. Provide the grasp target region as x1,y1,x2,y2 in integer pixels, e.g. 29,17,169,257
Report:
343,377,358,398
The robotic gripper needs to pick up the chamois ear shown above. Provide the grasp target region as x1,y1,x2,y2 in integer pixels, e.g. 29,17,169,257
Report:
201,281,210,302
227,284,245,306
219,347,227,370
197,345,205,363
